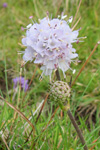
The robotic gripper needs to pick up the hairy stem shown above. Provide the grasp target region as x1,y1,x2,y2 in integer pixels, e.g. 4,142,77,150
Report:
67,109,88,150
56,69,88,150
56,69,61,81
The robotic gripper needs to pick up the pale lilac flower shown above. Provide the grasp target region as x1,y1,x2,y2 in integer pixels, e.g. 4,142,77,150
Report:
3,3,7,8
13,77,28,92
22,14,80,78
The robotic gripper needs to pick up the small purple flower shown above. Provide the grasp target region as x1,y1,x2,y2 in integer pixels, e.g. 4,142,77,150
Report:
3,3,7,8
13,77,29,92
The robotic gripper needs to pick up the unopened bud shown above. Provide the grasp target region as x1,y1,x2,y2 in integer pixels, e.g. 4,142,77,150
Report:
49,81,71,105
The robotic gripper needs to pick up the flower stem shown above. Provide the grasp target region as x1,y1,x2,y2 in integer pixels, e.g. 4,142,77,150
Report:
56,69,88,150
67,109,88,150
56,69,61,81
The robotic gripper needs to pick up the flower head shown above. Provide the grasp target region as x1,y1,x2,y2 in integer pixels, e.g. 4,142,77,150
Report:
49,81,71,106
22,14,79,78
13,77,28,92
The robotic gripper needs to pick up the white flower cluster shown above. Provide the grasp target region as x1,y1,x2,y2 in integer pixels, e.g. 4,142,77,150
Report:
22,15,79,78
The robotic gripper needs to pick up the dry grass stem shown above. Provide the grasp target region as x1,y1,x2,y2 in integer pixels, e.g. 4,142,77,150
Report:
24,99,45,128
57,137,62,148
42,106,59,132
35,93,49,123
55,0,63,17
1,136,10,150
71,0,82,27
32,106,59,149
89,138,98,150
71,42,99,87
24,93,49,144
0,96,35,138
71,16,81,31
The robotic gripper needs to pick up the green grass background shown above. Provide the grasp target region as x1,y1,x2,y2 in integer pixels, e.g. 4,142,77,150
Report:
0,0,100,149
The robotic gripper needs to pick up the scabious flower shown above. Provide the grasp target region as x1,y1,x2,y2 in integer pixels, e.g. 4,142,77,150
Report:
13,77,28,92
22,14,80,78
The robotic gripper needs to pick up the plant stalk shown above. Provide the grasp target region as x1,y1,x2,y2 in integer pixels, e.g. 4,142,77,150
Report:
67,109,88,150
56,69,88,150
56,69,61,81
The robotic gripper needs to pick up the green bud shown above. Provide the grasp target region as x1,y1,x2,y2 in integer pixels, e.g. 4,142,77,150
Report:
49,81,71,106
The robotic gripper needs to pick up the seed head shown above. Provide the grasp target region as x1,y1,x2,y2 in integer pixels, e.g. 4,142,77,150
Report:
49,81,71,105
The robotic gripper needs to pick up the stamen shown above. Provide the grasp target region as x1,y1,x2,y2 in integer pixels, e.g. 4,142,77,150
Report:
46,11,49,17
58,39,63,42
97,41,100,44
77,36,87,40
29,16,33,19
67,16,73,23
73,69,76,74
58,15,60,18
26,24,32,29
76,40,79,44
48,23,50,26
56,48,60,51
38,19,41,23
21,26,24,31
61,15,67,20
43,43,46,47
54,34,57,38
44,37,47,40
29,16,34,23
34,53,37,56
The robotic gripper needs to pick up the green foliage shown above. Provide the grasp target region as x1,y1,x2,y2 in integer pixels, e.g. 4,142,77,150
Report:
0,0,100,149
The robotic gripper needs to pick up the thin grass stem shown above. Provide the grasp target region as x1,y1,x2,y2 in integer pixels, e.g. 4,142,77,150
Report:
71,0,82,27
71,42,99,87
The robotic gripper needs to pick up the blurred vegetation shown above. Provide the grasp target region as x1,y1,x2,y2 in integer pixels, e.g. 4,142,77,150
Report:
0,0,100,149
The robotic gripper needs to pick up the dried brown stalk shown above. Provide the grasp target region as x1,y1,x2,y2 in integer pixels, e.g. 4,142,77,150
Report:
71,16,81,31
89,138,98,150
71,0,82,27
31,106,59,148
55,0,63,17
1,136,10,150
42,106,59,132
0,96,35,138
71,42,99,87
24,93,49,144
35,93,49,123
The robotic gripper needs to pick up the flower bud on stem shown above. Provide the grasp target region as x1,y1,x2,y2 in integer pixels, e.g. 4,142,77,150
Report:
55,69,88,150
